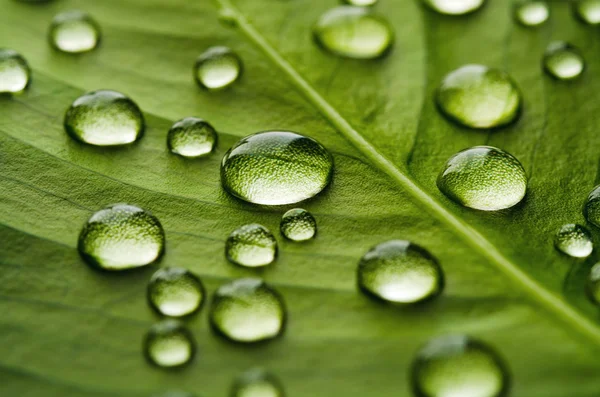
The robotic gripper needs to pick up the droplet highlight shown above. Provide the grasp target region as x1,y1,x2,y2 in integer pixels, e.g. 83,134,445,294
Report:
280,208,317,242
194,46,242,90
543,42,585,81
144,320,196,368
584,185,600,228
587,263,600,306
0,49,30,94
148,267,205,317
422,0,486,15
574,0,600,25
231,368,285,397
514,1,549,26
225,224,278,268
343,0,379,7
167,117,217,158
48,10,101,54
554,224,593,258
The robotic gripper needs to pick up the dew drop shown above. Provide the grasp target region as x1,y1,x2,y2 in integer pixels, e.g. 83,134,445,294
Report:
231,368,285,397
64,90,145,146
209,278,286,343
313,6,393,59
148,267,205,317
554,224,593,258
78,204,165,271
587,263,600,306
167,117,218,158
0,49,30,94
194,46,242,90
574,0,600,25
543,42,585,81
342,0,378,6
144,320,196,368
225,224,278,268
436,65,521,129
584,185,600,228
514,1,549,26
48,10,101,54
221,131,333,205
280,209,317,242
422,0,486,15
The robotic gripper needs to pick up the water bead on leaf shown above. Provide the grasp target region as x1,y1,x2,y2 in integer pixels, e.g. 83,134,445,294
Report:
514,1,549,27
587,263,600,306
144,320,196,368
422,0,486,15
148,267,205,317
584,185,600,228
0,49,30,94
543,42,585,81
167,117,218,158
231,368,285,397
194,46,243,90
49,10,101,54
554,224,593,258
280,209,317,242
225,224,278,268
573,0,600,25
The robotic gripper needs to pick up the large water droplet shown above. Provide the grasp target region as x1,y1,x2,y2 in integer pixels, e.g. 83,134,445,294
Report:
209,278,286,343
167,117,217,158
574,0,600,25
231,368,285,397
584,185,600,228
144,320,196,368
78,204,165,271
343,0,379,6
313,6,393,59
422,0,486,15
64,90,145,146
411,335,510,397
587,263,600,306
543,42,585,81
225,224,278,268
0,49,30,94
514,1,549,26
221,131,334,205
194,46,242,90
148,267,205,317
357,240,444,304
554,224,593,258
48,10,101,54
436,65,521,129
437,146,527,211
280,208,317,242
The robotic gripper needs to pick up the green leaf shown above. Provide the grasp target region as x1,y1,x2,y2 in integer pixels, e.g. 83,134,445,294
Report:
1,0,599,396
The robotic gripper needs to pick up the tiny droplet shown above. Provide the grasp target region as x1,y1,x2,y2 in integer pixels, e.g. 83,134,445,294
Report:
587,263,600,306
584,185,600,228
194,46,243,90
280,209,317,242
167,117,218,158
554,224,593,258
543,42,585,81
144,320,196,368
342,0,379,6
148,267,205,317
49,10,101,54
225,224,278,268
0,49,30,94
422,0,486,15
231,368,285,397
514,1,549,26
574,0,600,25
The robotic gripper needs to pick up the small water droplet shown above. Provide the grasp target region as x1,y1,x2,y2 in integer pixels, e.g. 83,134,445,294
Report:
148,267,205,317
357,240,444,304
144,320,196,368
78,204,165,271
554,224,593,258
225,224,278,268
221,131,334,205
218,8,238,26
194,46,242,90
313,6,393,59
422,0,486,15
543,42,585,81
209,278,286,343
64,90,145,146
342,0,378,6
514,1,549,26
574,0,600,25
48,10,101,54
436,65,521,129
411,335,510,397
584,185,600,228
0,49,30,94
280,209,317,242
231,368,285,397
587,263,600,306
437,146,527,211
167,117,217,158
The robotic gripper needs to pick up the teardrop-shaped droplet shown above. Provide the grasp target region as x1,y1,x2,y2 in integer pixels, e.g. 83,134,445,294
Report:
78,204,165,271
411,335,510,397
0,49,30,94
167,117,218,158
231,368,285,397
357,240,444,304
543,42,585,81
422,0,486,15
437,146,527,211
584,185,600,228
574,0,600,25
144,320,196,368
148,267,205,317
209,278,286,343
194,46,242,90
64,90,145,146
514,1,549,26
221,131,334,205
554,224,593,258
225,224,278,268
587,263,600,306
48,10,101,54
280,208,317,242
436,65,521,129
313,6,393,59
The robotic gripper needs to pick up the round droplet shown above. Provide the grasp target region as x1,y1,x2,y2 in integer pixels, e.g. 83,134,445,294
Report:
64,90,145,146
587,263,600,306
167,117,217,158
280,209,317,242
78,204,165,271
437,146,527,211
543,42,585,81
210,278,286,343
554,224,593,258
436,65,521,129
148,267,205,317
313,6,393,59
194,46,242,90
0,49,30,94
412,335,510,397
144,320,196,368
574,0,600,25
231,368,285,397
225,224,278,268
357,240,444,304
342,0,378,6
221,131,334,205
584,185,600,228
422,0,486,15
48,10,101,54
514,1,549,26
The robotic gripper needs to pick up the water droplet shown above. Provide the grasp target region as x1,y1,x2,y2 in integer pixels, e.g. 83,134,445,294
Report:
357,240,444,304
436,65,521,129
144,320,196,368
313,6,393,59
411,335,510,397
0,49,30,94
78,204,165,271
422,0,486,15
194,46,242,90
280,209,317,242
221,131,334,205
64,90,145,146
225,224,278,268
514,1,549,26
148,267,205,317
48,10,101,54
584,185,600,228
554,224,593,258
574,0,600,25
209,278,286,343
231,368,285,397
587,263,600,306
343,0,378,6
167,117,217,158
543,42,585,81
